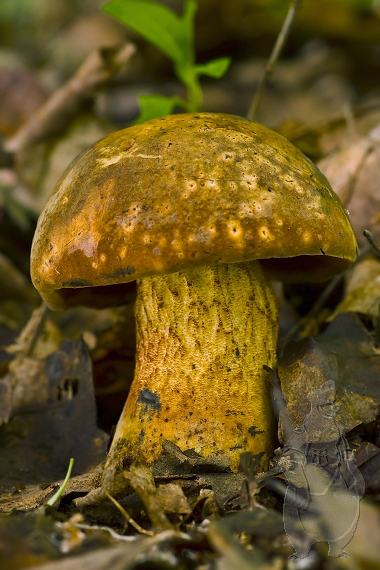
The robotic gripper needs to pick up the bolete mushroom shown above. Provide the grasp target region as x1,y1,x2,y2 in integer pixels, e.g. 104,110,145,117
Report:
30,113,357,477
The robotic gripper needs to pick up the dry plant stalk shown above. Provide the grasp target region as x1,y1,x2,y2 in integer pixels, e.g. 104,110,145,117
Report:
247,0,302,121
5,43,136,155
123,464,173,531
106,491,154,536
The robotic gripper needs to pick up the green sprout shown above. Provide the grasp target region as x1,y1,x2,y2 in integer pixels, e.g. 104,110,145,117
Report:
102,0,231,123
46,458,74,507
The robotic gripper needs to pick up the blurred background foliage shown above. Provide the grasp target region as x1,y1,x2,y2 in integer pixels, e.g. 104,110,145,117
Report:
1,0,380,130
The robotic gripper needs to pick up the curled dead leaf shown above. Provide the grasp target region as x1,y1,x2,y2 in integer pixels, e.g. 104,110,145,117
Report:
278,312,380,440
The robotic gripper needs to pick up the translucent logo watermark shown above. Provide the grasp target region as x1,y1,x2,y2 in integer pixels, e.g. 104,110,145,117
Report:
280,380,365,560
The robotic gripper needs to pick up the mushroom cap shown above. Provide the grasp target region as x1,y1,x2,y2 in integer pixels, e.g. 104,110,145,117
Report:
31,113,358,310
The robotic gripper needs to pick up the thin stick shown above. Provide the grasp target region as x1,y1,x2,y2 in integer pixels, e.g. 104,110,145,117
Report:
281,241,377,345
7,302,49,357
364,229,380,254
308,242,377,319
106,491,154,536
246,0,302,122
263,365,293,441
5,43,136,155
280,98,380,143
123,464,173,531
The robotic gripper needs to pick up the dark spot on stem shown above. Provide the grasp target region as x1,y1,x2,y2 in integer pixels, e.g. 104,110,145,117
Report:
248,425,264,437
137,389,161,410
137,429,145,444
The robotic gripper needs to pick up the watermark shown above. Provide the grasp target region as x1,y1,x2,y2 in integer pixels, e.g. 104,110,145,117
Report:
279,380,365,560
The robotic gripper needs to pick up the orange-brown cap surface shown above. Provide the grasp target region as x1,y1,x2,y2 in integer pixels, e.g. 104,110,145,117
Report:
30,113,358,310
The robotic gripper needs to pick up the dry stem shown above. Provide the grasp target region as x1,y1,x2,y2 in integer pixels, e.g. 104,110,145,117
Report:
247,0,302,122
5,43,136,155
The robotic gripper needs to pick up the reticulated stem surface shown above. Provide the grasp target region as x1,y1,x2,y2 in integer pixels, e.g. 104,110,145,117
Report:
107,261,278,474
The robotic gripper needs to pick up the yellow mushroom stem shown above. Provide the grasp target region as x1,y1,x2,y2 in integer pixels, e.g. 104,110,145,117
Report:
105,260,279,476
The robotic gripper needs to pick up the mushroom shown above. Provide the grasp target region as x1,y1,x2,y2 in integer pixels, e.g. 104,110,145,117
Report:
30,113,357,478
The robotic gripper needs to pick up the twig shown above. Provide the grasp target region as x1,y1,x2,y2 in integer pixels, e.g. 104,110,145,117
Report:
282,241,377,344
5,43,136,155
246,0,302,122
123,463,173,531
7,302,50,357
341,144,375,208
75,522,137,542
105,491,154,536
364,229,380,254
308,241,376,319
281,98,380,143
25,530,191,570
263,365,293,441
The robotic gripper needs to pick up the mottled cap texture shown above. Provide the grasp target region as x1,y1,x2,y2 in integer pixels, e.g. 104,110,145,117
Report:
31,113,358,310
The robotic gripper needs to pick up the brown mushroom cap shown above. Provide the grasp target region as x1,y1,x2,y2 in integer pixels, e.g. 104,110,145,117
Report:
31,113,357,310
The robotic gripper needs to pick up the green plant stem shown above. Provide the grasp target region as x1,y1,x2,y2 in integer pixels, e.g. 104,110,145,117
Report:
246,0,302,122
46,458,74,507
187,76,202,111
177,65,202,112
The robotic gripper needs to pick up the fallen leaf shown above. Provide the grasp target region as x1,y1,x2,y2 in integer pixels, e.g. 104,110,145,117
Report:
0,66,48,135
278,312,380,439
0,337,107,490
355,442,380,493
339,500,380,567
329,256,380,321
318,123,380,248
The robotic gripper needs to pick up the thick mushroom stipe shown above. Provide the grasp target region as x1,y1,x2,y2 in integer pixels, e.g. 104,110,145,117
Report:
107,261,278,473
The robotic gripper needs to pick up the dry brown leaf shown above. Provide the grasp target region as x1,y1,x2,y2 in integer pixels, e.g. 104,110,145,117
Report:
0,337,107,491
355,442,380,493
318,124,380,248
123,464,173,530
0,66,48,136
278,312,380,440
329,256,380,321
339,500,380,567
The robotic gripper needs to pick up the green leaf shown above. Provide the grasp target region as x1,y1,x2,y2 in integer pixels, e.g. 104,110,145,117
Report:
133,94,187,125
194,57,231,79
102,0,197,67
